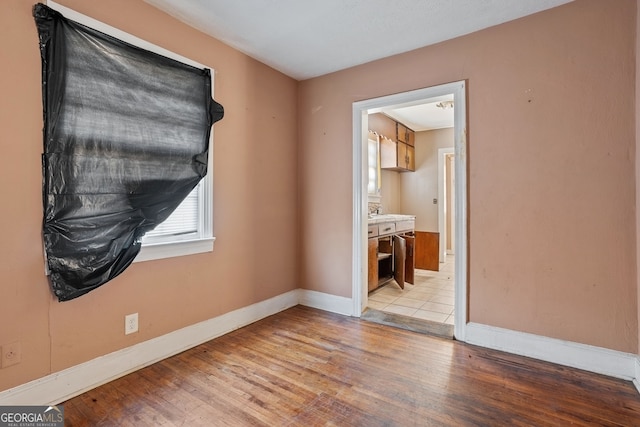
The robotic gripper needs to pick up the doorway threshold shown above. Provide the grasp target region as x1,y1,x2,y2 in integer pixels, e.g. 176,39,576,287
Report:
361,308,454,339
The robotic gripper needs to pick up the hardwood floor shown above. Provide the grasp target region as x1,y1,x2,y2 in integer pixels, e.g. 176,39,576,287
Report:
63,306,640,426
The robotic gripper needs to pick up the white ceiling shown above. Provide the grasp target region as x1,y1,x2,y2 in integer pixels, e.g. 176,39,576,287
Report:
144,0,572,81
381,95,455,131
144,0,572,130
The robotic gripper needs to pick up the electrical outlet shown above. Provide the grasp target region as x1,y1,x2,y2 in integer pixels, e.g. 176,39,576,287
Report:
125,313,139,335
1,342,22,368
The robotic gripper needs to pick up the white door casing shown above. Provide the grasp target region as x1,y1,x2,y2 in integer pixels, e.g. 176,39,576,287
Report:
352,80,468,341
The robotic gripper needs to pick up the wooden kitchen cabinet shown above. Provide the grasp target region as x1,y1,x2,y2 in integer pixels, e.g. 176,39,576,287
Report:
397,141,415,171
369,113,415,172
391,233,415,289
404,233,415,284
415,231,439,271
368,219,415,291
397,123,408,143
380,137,396,169
393,235,406,289
382,140,415,172
367,238,378,291
407,145,415,170
397,123,415,146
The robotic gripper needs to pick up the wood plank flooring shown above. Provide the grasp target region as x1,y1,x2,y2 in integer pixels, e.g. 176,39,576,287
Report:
62,306,640,426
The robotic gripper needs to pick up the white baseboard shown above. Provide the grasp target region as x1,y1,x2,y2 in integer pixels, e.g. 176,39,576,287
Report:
465,322,638,382
0,290,300,405
298,289,353,316
3,293,638,405
634,357,640,394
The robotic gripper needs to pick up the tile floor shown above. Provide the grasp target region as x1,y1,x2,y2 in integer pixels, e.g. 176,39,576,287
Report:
368,255,455,324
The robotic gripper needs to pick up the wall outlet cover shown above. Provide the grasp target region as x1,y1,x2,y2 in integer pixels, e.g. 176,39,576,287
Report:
125,313,139,335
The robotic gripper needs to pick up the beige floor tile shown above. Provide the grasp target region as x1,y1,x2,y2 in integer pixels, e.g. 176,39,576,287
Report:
368,293,399,304
393,297,426,309
383,304,418,317
435,289,455,298
421,301,454,314
412,310,449,323
367,300,388,310
376,286,404,297
429,295,455,305
414,283,442,292
370,256,456,324
429,279,452,288
403,290,435,301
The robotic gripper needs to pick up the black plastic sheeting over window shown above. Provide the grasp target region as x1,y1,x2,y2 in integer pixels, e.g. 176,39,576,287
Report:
33,4,224,301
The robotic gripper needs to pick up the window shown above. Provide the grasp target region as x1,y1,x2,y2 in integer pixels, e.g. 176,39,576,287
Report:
49,1,216,265
368,136,381,200
38,2,222,300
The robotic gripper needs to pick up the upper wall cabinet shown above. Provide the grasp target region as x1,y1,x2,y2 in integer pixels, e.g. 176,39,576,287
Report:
380,137,414,171
369,113,415,172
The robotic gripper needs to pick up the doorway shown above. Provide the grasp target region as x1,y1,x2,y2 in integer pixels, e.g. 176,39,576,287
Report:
352,81,468,341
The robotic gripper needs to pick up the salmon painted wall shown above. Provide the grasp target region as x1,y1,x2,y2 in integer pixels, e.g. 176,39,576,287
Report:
299,0,638,352
636,0,640,357
0,0,298,391
400,128,454,232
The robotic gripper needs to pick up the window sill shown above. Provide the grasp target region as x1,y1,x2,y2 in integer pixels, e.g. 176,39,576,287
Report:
134,237,216,263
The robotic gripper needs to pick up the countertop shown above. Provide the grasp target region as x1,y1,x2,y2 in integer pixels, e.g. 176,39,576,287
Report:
367,214,415,225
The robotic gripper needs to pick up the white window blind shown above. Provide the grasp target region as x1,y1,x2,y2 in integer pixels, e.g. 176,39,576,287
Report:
142,187,199,241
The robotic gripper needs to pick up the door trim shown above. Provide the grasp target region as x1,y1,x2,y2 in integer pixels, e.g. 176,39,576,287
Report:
438,147,454,263
352,81,468,341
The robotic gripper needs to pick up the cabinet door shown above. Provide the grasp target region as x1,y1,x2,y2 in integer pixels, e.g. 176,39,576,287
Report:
404,234,415,285
397,123,408,143
415,231,439,271
368,238,378,291
393,235,406,289
397,142,408,170
407,129,415,147
380,137,397,169
406,144,415,171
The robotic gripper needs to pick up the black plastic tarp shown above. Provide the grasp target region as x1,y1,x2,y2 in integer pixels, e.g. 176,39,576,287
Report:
33,3,224,301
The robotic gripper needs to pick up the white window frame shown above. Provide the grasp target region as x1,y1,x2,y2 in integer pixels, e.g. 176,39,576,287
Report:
47,1,216,263
367,135,381,202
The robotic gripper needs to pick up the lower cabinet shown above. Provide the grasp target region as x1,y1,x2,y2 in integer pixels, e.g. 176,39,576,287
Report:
404,233,415,285
368,231,414,291
415,231,439,271
367,238,378,291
